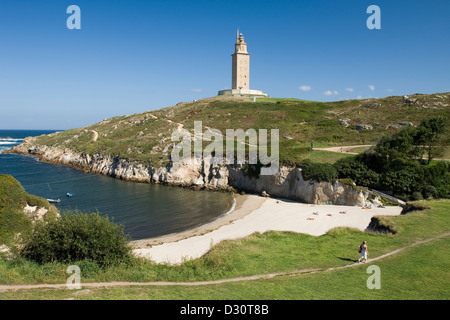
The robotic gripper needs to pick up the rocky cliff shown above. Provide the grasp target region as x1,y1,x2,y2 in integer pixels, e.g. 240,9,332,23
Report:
9,138,370,206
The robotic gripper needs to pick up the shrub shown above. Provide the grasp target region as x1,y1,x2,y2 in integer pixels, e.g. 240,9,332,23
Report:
410,191,423,201
0,174,57,245
334,156,380,187
338,178,356,186
300,161,338,182
422,162,450,198
21,211,133,267
422,185,438,199
358,152,389,174
381,168,422,195
76,259,101,277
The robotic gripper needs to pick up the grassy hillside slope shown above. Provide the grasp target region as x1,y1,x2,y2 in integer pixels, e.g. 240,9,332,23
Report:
33,93,450,166
0,175,57,246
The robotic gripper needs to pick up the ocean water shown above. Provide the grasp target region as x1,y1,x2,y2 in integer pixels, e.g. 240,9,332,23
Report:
0,130,58,151
0,130,234,240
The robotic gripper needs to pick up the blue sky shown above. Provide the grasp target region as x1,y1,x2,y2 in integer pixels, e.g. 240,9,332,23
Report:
0,0,449,129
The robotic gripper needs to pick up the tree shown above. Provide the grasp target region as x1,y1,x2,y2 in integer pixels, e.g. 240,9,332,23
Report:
414,116,447,164
374,116,447,165
374,126,421,164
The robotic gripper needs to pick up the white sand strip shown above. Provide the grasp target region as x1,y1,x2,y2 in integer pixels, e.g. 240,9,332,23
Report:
133,195,403,265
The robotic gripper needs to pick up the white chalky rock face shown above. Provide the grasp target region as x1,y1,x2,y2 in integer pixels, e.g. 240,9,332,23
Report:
11,141,372,206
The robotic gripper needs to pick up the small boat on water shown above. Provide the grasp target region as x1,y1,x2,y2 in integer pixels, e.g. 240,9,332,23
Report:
46,183,60,203
67,193,73,197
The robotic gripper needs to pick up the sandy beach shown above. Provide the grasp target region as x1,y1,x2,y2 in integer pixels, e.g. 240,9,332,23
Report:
132,194,403,265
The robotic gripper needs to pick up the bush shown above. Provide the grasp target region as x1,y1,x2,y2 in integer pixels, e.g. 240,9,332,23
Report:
422,162,450,198
338,178,356,186
300,161,338,182
381,168,422,195
334,156,380,187
21,211,133,267
76,259,101,277
422,185,438,199
0,174,57,246
358,152,389,174
410,191,423,201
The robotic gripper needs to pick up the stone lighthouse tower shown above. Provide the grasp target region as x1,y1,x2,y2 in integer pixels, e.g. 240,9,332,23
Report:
232,30,250,90
218,30,267,97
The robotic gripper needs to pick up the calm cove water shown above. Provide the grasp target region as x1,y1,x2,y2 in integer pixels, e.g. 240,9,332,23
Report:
0,130,234,240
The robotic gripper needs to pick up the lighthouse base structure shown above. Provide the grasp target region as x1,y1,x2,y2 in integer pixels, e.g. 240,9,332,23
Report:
217,88,268,97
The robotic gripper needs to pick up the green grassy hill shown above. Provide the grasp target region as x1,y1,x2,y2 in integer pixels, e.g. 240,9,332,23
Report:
0,174,57,246
33,92,450,166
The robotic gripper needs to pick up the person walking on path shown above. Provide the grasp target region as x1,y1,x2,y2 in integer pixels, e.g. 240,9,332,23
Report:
358,241,368,263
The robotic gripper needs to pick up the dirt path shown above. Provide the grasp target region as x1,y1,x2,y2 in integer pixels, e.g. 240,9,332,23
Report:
313,145,373,154
1,232,448,292
314,145,449,160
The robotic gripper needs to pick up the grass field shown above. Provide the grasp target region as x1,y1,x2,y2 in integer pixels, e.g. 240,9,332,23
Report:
1,236,447,300
1,199,449,300
299,150,353,163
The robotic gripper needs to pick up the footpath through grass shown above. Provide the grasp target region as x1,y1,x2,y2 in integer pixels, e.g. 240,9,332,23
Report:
0,200,449,299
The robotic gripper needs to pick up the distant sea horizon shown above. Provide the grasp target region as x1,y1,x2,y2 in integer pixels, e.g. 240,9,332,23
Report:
0,129,61,151
0,129,234,240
